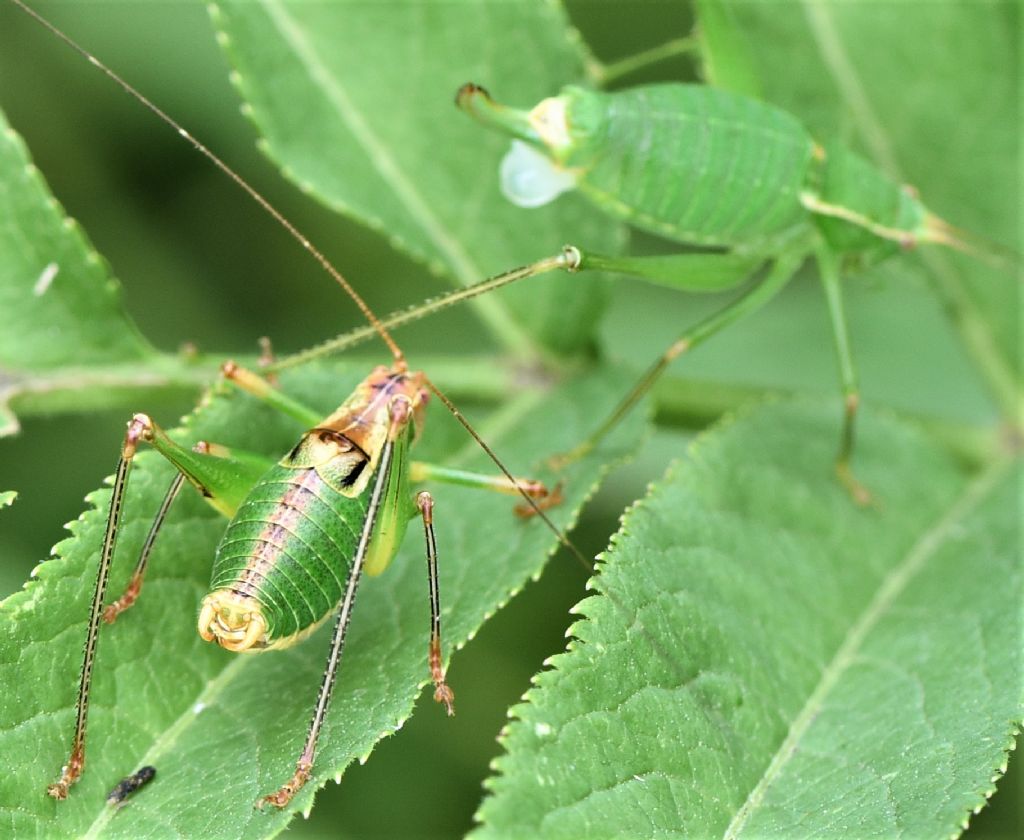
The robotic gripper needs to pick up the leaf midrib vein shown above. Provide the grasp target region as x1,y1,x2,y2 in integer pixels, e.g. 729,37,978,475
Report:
258,0,524,353
722,458,1009,839
81,655,249,839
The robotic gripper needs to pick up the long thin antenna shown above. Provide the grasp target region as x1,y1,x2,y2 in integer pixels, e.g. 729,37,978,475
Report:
13,0,587,558
422,377,592,570
11,0,405,366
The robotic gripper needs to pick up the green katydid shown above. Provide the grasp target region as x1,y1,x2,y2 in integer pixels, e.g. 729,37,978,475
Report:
455,80,1017,504
11,0,585,812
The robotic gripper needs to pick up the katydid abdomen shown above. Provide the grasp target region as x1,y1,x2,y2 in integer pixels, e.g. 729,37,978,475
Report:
462,82,942,260
199,366,419,654
458,79,984,506
811,141,929,261
206,465,367,648
564,85,816,248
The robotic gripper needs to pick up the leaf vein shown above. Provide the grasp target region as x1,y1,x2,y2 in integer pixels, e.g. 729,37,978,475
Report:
721,458,1010,839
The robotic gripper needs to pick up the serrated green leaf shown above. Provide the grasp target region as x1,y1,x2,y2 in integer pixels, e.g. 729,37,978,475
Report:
0,106,174,436
211,0,623,356
2,2,1017,836
0,109,152,372
0,106,226,437
475,401,1021,838
0,360,644,838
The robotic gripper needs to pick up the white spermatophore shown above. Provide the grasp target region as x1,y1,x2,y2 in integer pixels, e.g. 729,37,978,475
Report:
499,140,577,209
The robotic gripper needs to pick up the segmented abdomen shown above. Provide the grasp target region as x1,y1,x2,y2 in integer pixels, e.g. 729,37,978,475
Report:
211,464,365,642
571,85,816,248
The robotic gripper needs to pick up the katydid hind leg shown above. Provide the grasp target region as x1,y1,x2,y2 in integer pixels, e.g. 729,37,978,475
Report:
552,251,804,467
48,414,152,799
267,250,576,374
816,245,873,506
258,408,404,810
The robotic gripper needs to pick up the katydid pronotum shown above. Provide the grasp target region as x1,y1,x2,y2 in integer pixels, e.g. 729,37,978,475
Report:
456,81,1018,504
8,0,586,813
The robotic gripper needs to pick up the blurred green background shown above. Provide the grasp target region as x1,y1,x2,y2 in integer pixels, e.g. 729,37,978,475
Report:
0,1,1016,837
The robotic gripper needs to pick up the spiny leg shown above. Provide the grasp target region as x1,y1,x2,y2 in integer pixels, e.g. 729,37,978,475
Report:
101,471,185,624
265,250,576,373
49,419,272,799
258,406,402,810
48,414,149,800
416,491,454,713
815,244,872,506
551,251,805,467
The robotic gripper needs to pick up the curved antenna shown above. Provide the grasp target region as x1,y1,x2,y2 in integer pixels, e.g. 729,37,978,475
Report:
11,0,405,367
13,0,587,557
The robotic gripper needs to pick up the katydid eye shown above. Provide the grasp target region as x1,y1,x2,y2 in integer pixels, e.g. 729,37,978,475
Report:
499,140,576,208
